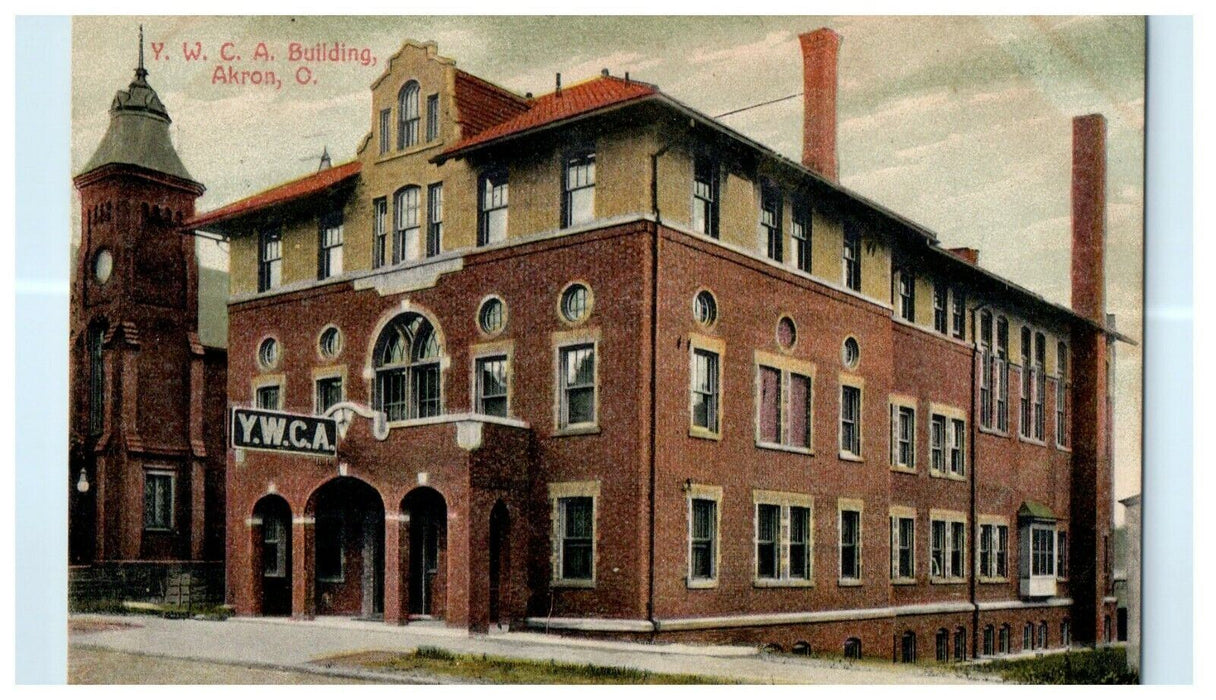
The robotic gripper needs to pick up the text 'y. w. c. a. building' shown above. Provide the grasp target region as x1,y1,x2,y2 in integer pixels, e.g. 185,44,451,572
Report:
188,29,1128,662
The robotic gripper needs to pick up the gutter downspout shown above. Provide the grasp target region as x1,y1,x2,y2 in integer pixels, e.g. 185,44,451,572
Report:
646,144,670,636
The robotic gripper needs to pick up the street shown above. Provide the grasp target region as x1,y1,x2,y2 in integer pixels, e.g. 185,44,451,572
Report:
68,614,994,684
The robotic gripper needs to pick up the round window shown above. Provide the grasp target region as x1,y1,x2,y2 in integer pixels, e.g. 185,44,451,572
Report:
693,290,717,327
318,327,342,359
93,248,113,284
560,283,591,323
258,337,279,370
842,337,860,369
478,297,506,335
777,316,797,349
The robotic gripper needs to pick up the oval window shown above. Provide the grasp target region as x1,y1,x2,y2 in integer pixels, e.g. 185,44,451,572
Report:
777,316,797,349
258,337,279,370
693,290,717,327
560,283,591,323
93,248,114,284
318,327,342,359
479,297,506,335
842,337,860,369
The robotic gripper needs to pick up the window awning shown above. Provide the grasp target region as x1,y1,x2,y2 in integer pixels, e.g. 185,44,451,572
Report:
1017,501,1056,521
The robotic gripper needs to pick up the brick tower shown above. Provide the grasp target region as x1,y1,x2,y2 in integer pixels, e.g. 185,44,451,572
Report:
69,29,226,599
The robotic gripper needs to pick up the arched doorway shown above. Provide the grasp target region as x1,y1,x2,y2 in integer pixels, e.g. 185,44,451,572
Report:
401,487,446,618
253,494,292,616
309,478,384,618
489,500,510,626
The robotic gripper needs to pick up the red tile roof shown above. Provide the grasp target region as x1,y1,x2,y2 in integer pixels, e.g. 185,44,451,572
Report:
187,161,361,230
440,75,658,160
453,70,532,137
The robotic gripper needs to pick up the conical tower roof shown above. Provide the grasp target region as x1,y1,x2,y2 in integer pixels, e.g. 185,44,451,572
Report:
79,27,197,184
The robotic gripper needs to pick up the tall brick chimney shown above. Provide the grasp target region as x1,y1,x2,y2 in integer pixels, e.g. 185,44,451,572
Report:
1071,113,1106,322
1067,112,1113,646
799,28,840,181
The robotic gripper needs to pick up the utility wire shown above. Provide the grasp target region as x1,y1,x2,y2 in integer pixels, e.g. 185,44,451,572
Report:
713,91,803,119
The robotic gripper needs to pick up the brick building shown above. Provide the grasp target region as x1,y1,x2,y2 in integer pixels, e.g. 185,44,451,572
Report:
70,41,227,602
190,30,1125,661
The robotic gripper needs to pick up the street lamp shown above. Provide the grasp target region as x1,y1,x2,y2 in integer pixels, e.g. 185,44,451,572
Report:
76,468,90,494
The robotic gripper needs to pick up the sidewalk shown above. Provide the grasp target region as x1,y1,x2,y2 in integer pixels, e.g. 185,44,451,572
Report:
69,613,994,684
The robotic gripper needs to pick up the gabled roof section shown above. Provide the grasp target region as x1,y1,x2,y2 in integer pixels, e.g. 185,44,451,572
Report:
186,161,360,231
439,75,659,161
1017,501,1057,521
453,69,532,138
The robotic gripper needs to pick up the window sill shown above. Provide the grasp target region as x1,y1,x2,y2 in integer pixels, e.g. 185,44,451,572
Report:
928,470,967,482
837,578,863,587
838,451,864,463
891,577,917,586
890,464,916,475
1018,435,1048,447
977,426,1011,438
551,578,596,589
690,427,722,442
753,578,814,588
929,577,968,585
1055,442,1072,453
979,576,1010,584
553,425,601,438
756,441,813,456
143,527,174,534
317,577,346,584
686,578,719,590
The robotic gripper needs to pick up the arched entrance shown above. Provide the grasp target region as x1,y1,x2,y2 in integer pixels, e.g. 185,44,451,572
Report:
252,494,292,616
401,487,446,618
489,501,510,626
309,477,384,618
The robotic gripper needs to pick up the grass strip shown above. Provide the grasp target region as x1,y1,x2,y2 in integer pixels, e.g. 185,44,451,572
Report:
321,646,737,684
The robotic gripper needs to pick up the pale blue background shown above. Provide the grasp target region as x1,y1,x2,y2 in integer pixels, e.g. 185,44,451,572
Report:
13,13,1193,685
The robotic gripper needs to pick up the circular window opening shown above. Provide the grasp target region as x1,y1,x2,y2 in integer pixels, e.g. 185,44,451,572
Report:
693,290,718,327
479,297,506,335
776,316,797,349
258,337,279,370
93,248,114,284
318,327,342,359
560,283,591,323
842,337,860,369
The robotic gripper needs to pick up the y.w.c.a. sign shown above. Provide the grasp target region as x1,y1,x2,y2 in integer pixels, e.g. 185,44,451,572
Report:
230,407,338,458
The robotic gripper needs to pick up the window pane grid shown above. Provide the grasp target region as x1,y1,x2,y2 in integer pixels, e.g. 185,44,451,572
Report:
394,187,421,264
479,170,509,246
563,151,596,228
427,183,443,257
691,499,716,580
560,344,595,427
372,198,388,268
477,356,508,417
691,350,719,432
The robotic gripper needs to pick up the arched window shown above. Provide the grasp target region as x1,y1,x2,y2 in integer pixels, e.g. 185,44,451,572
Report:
87,322,107,436
844,637,862,660
398,81,420,150
935,628,949,662
374,314,442,421
954,627,967,661
983,625,995,656
979,310,993,427
1038,620,1048,649
1023,621,1035,650
999,624,1011,654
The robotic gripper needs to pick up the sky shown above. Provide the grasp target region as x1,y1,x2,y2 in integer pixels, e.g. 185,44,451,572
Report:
71,15,1144,515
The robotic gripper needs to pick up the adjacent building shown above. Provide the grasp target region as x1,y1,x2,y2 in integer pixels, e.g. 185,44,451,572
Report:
70,42,228,603
189,30,1125,661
